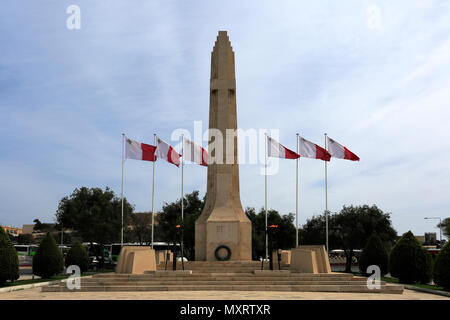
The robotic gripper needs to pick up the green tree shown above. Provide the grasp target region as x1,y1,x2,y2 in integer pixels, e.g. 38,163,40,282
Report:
0,227,19,284
125,212,153,245
33,219,55,233
55,187,133,245
65,241,90,273
433,241,450,290
17,234,34,245
298,215,324,245
437,217,450,240
32,233,64,278
33,219,43,232
8,233,16,244
245,207,265,260
54,231,73,245
156,191,204,260
358,233,389,276
246,208,296,260
298,205,397,272
389,231,432,284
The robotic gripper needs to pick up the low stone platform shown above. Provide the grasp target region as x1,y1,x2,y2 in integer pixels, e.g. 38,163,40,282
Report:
42,262,403,294
156,261,282,273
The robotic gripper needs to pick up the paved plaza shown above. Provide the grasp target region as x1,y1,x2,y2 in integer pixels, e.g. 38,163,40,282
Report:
0,287,448,300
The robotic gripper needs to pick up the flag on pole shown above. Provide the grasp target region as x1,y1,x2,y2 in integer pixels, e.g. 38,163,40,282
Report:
326,136,360,161
267,136,299,159
155,136,181,167
125,137,156,161
298,135,331,161
182,137,208,166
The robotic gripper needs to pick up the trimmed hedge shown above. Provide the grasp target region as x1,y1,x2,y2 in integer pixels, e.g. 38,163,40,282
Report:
359,233,389,276
433,241,450,290
65,241,89,273
0,227,19,284
389,230,432,284
32,233,64,278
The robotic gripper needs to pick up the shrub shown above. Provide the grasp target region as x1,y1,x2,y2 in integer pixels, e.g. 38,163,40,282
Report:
359,233,389,276
32,233,64,278
433,241,450,290
0,228,19,284
389,230,432,284
417,247,433,284
65,241,89,273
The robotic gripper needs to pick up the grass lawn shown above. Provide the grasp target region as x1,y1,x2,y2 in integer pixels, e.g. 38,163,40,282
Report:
351,271,448,292
0,269,115,288
381,276,447,292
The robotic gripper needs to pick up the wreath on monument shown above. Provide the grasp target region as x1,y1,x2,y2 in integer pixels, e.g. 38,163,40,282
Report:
214,245,232,261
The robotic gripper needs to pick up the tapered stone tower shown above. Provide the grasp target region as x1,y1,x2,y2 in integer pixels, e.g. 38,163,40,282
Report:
195,31,252,261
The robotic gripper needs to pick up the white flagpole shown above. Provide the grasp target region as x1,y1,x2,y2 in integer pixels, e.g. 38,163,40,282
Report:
151,134,156,249
181,134,184,256
296,133,299,247
181,134,184,222
121,133,125,248
265,132,268,260
324,133,329,254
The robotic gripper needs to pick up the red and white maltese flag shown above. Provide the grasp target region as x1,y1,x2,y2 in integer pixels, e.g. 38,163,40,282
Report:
155,136,181,167
327,136,360,161
267,136,299,159
183,138,208,166
125,137,156,162
298,135,331,161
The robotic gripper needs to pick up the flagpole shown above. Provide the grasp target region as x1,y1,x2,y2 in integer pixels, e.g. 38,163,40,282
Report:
265,132,268,260
121,133,125,248
151,134,156,249
324,133,329,254
181,134,184,259
296,133,299,247
181,134,184,222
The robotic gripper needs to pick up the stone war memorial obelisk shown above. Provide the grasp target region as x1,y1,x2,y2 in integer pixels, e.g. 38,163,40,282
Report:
195,31,252,261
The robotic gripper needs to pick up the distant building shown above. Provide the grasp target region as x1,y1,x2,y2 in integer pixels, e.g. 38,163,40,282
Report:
22,224,35,235
415,235,425,244
425,232,437,245
1,225,23,236
415,232,437,246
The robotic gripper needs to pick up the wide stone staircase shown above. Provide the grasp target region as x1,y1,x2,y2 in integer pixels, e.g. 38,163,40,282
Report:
42,261,403,294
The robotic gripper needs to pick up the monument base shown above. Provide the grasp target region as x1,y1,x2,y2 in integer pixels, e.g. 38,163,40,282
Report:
116,246,156,274
202,219,252,261
290,245,331,274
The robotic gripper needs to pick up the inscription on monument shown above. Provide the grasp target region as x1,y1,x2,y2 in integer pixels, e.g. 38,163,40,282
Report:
211,223,239,244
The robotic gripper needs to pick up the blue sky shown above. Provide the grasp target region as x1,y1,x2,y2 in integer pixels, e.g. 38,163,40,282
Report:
1,1,449,239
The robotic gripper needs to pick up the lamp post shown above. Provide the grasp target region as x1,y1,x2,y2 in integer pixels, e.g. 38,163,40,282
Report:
424,217,442,243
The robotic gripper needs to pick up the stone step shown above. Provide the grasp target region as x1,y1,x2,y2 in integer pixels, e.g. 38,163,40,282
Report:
159,261,263,264
159,267,272,270
159,267,290,271
42,284,403,293
95,272,352,277
157,262,287,268
86,275,357,281
92,276,354,283
160,263,277,267
92,276,354,282
72,280,371,286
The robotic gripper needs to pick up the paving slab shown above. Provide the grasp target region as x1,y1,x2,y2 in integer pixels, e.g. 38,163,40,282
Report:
0,288,448,300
